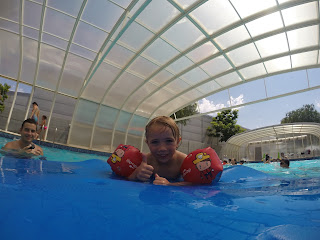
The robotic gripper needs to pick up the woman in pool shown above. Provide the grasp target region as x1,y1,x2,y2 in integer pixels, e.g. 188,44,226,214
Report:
30,102,40,125
127,116,189,186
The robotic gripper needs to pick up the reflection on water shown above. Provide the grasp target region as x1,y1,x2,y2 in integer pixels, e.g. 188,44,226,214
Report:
0,156,73,185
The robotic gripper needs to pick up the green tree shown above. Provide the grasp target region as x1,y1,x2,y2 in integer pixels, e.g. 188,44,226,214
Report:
281,104,320,124
170,103,199,126
0,83,11,113
207,109,245,142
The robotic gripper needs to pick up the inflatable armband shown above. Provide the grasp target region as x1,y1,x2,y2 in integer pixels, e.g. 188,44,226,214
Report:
180,147,223,184
107,144,143,177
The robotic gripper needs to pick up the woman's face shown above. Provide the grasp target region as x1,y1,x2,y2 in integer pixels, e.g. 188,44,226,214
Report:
146,124,179,164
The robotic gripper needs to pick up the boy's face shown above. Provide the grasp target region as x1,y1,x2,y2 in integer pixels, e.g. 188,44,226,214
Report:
20,122,37,144
146,124,179,164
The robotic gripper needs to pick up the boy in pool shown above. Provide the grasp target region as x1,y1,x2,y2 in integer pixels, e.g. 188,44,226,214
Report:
3,118,43,157
127,116,189,186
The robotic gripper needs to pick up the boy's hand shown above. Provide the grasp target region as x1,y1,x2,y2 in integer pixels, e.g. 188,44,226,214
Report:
129,154,154,182
153,174,170,185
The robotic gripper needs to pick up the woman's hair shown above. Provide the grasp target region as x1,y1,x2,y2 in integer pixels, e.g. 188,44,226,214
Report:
145,116,180,141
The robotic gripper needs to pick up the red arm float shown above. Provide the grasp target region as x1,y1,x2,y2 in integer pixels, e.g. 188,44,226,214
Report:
107,144,143,177
180,147,223,184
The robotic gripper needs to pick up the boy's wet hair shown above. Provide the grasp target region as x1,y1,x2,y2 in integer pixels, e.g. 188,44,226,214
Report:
21,118,37,129
43,115,47,120
145,116,180,141
32,102,38,106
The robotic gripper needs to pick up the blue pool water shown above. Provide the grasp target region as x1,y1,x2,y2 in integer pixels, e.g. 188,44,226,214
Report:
0,136,320,239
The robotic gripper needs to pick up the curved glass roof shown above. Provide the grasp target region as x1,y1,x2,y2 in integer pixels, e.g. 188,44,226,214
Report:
0,0,319,152
222,122,320,158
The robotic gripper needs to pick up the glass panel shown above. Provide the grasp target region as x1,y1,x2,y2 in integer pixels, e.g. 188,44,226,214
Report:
126,134,143,150
37,43,65,89
44,8,76,40
0,30,20,79
287,25,318,51
239,63,267,80
264,56,291,73
166,56,193,74
48,94,76,144
69,99,98,147
118,21,154,51
81,62,121,103
59,53,92,97
114,0,131,9
42,33,68,50
115,110,131,132
227,43,260,66
180,67,209,85
266,70,307,98
308,68,320,88
92,105,119,150
229,78,266,104
7,83,32,133
21,38,37,84
143,38,179,65
128,114,148,136
24,0,42,29
113,131,126,151
187,42,218,62
0,18,19,33
128,56,159,78
174,0,195,9
151,69,173,85
0,0,19,22
214,25,250,50
215,72,242,87
73,21,109,52
81,0,124,32
246,12,283,38
104,43,135,68
123,82,158,114
196,80,221,95
200,56,232,77
103,71,144,108
138,89,174,116
166,78,190,94
23,26,38,40
162,17,204,51
291,51,318,68
230,0,276,18
282,2,318,27
0,77,16,129
191,0,239,34
47,0,82,17
136,0,178,32
255,33,288,58
69,44,96,61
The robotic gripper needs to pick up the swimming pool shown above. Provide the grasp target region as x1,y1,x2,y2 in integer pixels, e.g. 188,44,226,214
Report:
0,135,319,239
243,160,320,178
